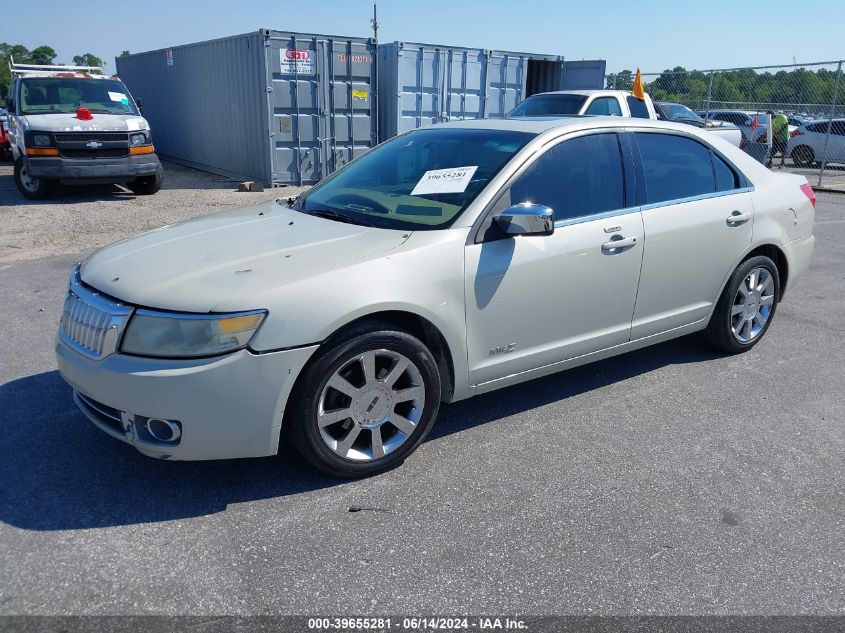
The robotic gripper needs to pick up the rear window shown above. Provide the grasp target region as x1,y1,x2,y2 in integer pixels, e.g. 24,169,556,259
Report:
635,133,716,204
626,96,651,119
508,94,588,117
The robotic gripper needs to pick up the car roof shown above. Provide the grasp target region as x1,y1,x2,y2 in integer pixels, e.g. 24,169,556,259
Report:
426,116,706,136
529,90,635,97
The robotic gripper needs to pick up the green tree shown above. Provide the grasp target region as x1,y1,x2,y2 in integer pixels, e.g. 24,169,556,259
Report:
119,50,130,57
72,53,104,69
29,45,57,65
0,43,31,99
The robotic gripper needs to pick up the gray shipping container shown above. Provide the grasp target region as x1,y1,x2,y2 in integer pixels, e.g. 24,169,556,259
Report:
116,29,377,186
377,42,562,142
559,60,607,90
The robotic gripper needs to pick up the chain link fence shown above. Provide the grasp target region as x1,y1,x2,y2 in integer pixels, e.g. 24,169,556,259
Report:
606,61,844,196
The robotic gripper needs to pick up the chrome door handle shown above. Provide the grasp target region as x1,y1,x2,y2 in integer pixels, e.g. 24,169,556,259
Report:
727,210,752,225
601,236,637,251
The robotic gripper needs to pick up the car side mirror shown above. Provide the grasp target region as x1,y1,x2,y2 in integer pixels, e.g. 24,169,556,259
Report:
493,203,554,237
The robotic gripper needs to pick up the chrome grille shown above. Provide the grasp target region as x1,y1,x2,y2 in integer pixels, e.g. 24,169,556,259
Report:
59,265,133,359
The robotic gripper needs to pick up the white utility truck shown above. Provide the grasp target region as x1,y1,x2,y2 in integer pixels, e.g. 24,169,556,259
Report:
508,89,743,148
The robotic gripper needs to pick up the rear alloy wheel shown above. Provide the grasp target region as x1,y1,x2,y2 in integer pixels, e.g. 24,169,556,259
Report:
14,158,54,200
791,145,815,168
705,255,780,354
288,321,441,477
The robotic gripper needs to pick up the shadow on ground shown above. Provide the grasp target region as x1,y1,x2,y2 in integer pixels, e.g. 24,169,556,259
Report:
0,335,722,532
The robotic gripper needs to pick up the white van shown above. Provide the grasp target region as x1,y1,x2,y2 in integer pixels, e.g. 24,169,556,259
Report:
5,59,162,199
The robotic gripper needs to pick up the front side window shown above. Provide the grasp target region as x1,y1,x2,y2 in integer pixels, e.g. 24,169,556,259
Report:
507,94,588,118
626,96,651,119
635,133,716,204
497,133,625,222
296,128,534,230
20,78,139,115
585,97,623,116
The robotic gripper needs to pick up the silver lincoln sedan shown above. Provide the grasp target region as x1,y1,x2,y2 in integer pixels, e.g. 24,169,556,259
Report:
56,117,815,477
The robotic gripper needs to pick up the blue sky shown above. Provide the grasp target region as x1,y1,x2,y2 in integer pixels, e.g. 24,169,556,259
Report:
4,0,842,73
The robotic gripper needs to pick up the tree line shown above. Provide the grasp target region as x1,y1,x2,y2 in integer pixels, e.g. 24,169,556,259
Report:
1,43,132,100
607,65,843,115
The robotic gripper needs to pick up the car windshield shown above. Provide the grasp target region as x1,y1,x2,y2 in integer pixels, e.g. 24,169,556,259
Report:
507,94,588,117
663,103,701,120
295,128,534,230
20,78,139,115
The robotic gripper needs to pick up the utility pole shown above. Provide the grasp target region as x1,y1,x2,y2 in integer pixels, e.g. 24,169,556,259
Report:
371,3,379,41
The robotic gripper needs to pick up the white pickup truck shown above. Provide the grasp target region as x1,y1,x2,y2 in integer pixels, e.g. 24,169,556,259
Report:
508,90,743,148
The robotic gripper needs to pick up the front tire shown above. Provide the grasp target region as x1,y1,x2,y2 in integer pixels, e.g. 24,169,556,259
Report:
704,255,780,354
287,320,441,477
128,166,163,195
14,158,54,200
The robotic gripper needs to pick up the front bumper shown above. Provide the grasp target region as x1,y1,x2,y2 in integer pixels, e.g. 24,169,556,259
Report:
26,153,161,183
56,340,318,460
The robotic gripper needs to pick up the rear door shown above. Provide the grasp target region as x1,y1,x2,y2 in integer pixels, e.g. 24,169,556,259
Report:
629,131,754,339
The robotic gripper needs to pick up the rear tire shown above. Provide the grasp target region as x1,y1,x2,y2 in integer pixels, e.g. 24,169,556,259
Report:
287,320,441,478
14,157,53,200
791,145,815,168
128,166,163,195
704,255,780,354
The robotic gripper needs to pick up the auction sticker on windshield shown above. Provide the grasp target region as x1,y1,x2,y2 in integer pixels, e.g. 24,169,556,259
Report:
411,166,478,196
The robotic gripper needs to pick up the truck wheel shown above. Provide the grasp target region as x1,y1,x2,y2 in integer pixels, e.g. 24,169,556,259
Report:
287,320,441,478
128,166,163,195
14,158,53,200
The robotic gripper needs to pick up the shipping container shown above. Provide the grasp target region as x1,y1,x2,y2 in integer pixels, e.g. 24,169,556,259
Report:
559,60,608,90
377,42,562,142
116,29,377,186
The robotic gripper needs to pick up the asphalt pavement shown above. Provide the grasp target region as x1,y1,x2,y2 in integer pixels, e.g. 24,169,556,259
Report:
0,203,843,615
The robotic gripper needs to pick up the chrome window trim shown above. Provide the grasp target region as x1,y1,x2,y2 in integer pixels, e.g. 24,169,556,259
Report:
60,265,133,360
553,205,640,229
639,186,755,212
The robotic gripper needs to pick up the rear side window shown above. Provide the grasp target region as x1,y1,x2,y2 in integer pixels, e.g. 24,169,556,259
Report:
504,133,625,221
585,97,622,116
713,153,740,191
635,133,715,203
626,96,651,119
806,122,826,133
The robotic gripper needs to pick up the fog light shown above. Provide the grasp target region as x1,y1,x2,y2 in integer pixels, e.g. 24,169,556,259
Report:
136,416,182,444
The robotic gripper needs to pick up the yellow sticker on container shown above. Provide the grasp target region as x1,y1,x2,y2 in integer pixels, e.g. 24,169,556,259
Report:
352,90,369,102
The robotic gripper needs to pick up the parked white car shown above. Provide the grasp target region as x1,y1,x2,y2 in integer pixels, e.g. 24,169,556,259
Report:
56,117,816,476
787,119,845,167
509,90,742,147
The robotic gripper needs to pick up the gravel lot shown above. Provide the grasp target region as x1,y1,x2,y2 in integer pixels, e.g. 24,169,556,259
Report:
0,159,306,263
0,157,843,616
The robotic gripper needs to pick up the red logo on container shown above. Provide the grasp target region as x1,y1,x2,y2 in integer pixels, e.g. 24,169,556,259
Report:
285,49,310,61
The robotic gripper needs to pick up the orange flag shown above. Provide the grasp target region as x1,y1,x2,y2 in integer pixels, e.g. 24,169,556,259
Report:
631,68,645,101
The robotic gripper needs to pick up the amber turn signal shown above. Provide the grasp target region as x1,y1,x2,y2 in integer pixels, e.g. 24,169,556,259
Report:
129,145,155,155
26,148,60,156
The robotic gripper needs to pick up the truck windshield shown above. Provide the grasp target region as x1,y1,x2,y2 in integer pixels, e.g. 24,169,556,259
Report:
507,94,587,117
20,78,140,116
295,128,534,230
662,103,701,120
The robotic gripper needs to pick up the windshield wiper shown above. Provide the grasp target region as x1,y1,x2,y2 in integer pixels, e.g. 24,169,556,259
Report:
302,208,373,227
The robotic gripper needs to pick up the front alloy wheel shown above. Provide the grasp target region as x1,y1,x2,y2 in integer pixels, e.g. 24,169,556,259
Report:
318,349,426,461
287,320,441,477
14,158,53,200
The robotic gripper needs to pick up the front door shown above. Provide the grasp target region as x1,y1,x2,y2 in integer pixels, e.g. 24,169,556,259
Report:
465,132,644,386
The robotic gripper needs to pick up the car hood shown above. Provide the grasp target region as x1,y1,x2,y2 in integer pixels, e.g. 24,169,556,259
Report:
81,201,411,312
22,113,149,132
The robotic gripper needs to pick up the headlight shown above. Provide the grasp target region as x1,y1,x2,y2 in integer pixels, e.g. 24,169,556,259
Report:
33,134,52,146
121,309,267,358
129,132,148,146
